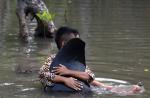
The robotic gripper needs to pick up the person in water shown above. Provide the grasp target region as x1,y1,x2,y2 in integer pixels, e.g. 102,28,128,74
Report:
39,26,113,91
39,27,142,92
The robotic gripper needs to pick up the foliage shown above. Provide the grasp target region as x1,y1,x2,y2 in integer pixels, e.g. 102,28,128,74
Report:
36,10,55,22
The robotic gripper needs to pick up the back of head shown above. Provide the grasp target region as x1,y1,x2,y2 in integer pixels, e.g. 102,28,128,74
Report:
55,26,79,49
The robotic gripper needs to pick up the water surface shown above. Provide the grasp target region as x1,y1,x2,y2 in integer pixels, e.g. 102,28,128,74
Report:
0,0,150,98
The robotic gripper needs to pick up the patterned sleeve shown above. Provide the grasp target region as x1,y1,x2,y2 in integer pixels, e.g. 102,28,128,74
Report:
85,65,95,83
39,54,56,86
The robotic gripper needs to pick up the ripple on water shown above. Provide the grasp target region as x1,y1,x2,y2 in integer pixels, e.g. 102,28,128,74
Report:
21,88,36,92
0,82,14,86
95,78,128,84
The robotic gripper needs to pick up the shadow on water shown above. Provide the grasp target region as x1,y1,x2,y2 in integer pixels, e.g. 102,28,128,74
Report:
0,0,150,98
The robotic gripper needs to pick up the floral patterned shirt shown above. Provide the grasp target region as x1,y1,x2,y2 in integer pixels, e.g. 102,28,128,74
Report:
39,54,95,87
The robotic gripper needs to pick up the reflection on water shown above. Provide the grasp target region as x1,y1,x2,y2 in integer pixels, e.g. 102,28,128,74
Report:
0,0,150,98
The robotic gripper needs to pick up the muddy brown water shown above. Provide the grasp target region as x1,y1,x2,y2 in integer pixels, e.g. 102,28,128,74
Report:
0,0,149,98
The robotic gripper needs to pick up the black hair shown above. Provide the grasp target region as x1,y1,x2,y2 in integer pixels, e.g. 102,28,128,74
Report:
55,26,79,49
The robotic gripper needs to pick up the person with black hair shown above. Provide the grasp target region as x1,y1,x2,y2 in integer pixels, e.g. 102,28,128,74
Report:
39,27,115,92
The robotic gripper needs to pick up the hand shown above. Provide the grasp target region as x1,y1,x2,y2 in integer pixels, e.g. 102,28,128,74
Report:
64,77,83,91
104,85,113,90
132,85,142,93
53,64,70,75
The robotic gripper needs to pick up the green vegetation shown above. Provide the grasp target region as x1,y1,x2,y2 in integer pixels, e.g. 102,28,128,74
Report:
36,10,55,22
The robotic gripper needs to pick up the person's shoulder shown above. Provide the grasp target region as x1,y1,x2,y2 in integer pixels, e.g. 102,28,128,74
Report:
50,54,56,58
46,54,56,60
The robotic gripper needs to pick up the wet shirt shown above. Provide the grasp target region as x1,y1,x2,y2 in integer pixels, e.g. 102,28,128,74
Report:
39,54,95,87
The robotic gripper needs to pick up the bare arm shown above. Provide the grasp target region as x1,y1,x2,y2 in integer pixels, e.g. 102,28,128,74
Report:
53,64,93,82
64,70,91,81
91,80,113,90
90,80,105,86
39,55,82,90
52,64,114,90
52,75,82,90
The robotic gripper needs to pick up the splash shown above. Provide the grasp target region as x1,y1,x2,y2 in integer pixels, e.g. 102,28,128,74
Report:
95,78,128,84
92,78,145,96
110,84,145,96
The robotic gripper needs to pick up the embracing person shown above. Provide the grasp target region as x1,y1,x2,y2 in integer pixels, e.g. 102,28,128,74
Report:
39,26,142,93
39,27,113,92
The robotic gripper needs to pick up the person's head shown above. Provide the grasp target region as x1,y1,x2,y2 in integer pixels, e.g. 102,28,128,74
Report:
55,26,80,49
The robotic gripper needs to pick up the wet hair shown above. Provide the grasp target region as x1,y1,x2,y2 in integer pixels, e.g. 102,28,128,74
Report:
55,26,79,49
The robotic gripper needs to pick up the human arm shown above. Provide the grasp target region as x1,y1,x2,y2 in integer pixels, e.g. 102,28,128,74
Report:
90,80,113,90
51,64,114,90
53,64,95,82
53,75,83,91
39,55,82,90
39,55,55,83
39,71,82,90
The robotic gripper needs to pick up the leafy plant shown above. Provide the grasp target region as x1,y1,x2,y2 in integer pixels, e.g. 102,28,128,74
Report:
36,10,55,22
